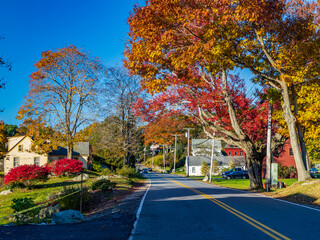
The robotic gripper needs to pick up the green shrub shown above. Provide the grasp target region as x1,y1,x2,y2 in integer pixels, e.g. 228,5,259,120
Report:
11,197,39,223
153,155,164,166
92,179,116,191
116,166,139,178
58,187,89,210
91,179,107,190
100,182,116,192
101,168,113,176
278,164,297,179
92,161,109,172
201,161,209,176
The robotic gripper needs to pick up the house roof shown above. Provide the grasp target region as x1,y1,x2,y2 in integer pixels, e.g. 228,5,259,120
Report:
188,155,245,167
224,144,242,149
7,136,28,154
188,156,211,166
49,142,90,156
191,139,222,148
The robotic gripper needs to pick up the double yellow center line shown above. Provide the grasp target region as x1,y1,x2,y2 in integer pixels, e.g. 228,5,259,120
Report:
166,177,291,240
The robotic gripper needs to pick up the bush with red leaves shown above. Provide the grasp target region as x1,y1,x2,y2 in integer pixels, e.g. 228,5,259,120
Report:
46,158,83,176
5,165,49,187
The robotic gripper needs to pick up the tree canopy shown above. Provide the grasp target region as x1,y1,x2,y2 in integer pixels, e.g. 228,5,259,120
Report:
125,0,319,181
17,45,104,157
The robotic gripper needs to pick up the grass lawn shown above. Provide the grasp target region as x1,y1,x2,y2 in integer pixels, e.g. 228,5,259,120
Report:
0,174,96,224
0,171,145,225
210,177,297,190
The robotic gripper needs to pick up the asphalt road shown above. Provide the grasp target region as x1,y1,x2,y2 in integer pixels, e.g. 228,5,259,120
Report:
130,172,320,240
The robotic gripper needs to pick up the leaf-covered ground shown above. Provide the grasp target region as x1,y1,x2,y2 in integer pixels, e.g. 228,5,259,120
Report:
264,179,320,207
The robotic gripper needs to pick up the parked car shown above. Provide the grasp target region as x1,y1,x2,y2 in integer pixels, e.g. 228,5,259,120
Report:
148,168,152,172
222,167,243,179
142,168,148,173
310,173,317,179
310,168,318,174
226,170,249,179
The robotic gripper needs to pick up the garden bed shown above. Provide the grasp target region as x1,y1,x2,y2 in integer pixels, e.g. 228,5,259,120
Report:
0,172,145,225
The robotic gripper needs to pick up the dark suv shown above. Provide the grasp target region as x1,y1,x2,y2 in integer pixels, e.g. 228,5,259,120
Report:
226,170,249,179
222,167,243,179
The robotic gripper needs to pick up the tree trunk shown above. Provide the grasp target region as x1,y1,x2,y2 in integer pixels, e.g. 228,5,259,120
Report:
243,146,263,189
297,122,309,170
281,82,310,181
291,86,309,171
67,146,73,159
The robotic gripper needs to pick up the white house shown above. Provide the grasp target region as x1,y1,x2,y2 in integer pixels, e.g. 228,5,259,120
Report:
4,136,90,174
186,155,246,176
191,139,223,157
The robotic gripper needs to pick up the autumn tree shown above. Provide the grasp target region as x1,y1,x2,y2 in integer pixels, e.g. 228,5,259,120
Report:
101,67,143,165
142,112,190,146
273,82,320,161
0,121,7,158
90,116,138,168
18,45,103,157
140,111,192,168
133,70,272,188
125,0,318,181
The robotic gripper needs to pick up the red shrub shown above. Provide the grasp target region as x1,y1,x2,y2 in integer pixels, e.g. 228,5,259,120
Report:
46,158,83,176
5,165,49,187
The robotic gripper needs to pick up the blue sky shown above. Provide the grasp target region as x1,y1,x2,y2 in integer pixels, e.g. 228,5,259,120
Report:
0,0,143,125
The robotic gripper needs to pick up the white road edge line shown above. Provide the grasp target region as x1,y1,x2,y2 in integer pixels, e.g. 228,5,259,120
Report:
128,174,151,240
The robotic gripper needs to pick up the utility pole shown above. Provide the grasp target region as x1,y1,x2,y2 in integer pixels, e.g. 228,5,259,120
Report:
184,128,194,177
266,103,272,191
163,145,166,173
209,132,216,183
152,149,154,168
143,147,146,163
173,134,178,173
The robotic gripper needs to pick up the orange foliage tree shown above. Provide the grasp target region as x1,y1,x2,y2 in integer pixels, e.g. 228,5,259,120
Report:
125,0,319,181
18,45,104,157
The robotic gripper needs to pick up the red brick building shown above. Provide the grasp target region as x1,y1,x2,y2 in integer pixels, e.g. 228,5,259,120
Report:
268,139,296,167
223,144,246,157
224,140,296,171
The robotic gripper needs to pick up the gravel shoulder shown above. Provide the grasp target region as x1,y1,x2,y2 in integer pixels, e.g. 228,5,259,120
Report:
0,180,148,240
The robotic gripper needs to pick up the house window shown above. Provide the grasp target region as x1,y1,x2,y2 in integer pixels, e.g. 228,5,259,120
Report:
192,167,195,173
240,151,243,156
74,156,79,160
235,151,237,156
289,148,293,155
228,152,231,156
18,145,23,152
13,157,19,167
34,157,40,166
